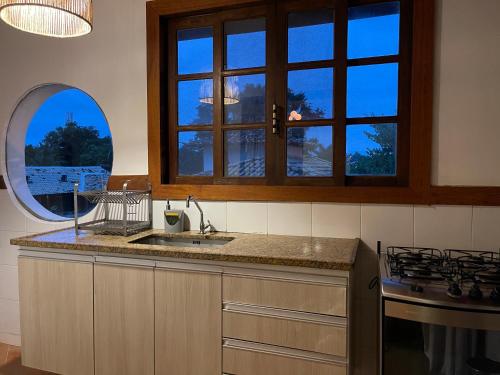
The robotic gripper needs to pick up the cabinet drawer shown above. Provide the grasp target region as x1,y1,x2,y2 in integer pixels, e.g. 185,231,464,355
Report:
223,305,347,357
223,340,347,375
223,274,347,316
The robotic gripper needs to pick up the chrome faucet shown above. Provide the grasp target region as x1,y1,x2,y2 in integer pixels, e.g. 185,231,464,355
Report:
186,195,214,234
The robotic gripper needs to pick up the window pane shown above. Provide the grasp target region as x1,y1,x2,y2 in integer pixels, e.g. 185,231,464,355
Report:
224,129,265,177
225,18,266,70
178,131,213,176
347,63,398,118
178,79,213,126
224,74,266,124
348,2,400,59
288,10,334,63
178,27,213,75
288,68,333,121
24,88,113,218
287,126,333,177
346,123,397,176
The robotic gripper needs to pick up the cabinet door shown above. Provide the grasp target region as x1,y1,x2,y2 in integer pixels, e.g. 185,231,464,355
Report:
19,257,94,375
94,263,154,375
155,268,222,375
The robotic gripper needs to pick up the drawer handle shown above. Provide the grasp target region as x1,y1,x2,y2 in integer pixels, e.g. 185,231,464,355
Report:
223,302,347,326
223,339,347,366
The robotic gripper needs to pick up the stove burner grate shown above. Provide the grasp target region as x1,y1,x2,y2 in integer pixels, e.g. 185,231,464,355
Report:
386,247,500,302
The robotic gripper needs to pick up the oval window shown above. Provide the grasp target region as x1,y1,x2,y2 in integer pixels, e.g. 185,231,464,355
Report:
5,85,113,221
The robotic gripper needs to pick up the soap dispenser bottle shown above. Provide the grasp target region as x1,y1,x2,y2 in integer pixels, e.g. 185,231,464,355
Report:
164,200,184,233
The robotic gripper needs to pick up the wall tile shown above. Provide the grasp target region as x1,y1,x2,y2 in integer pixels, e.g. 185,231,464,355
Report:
0,232,22,266
268,203,312,236
414,205,472,250
153,200,227,232
361,205,414,252
0,191,25,232
0,265,19,301
472,206,500,251
227,202,267,234
26,217,71,234
0,299,21,338
152,200,167,230
312,203,361,239
25,206,102,234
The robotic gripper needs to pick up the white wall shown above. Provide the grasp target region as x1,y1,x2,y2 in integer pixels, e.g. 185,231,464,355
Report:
433,0,500,185
1,0,500,350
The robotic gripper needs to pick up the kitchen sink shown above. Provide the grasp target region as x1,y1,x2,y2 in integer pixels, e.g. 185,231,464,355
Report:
129,234,233,248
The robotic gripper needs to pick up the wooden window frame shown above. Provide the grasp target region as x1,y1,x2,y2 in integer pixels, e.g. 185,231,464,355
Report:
147,0,434,203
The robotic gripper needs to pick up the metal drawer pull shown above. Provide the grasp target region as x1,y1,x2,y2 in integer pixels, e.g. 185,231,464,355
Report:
223,339,347,365
223,302,347,326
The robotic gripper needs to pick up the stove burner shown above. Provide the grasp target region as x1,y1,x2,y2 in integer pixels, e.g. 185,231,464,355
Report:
491,287,500,304
447,283,463,299
387,247,447,281
386,247,500,302
469,283,483,300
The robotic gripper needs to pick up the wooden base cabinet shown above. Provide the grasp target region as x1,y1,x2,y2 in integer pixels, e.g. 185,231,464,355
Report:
155,267,222,375
18,253,352,375
94,263,155,375
18,257,94,375
222,271,350,374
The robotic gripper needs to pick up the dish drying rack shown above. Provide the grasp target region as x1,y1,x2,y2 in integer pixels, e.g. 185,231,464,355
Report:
73,180,152,236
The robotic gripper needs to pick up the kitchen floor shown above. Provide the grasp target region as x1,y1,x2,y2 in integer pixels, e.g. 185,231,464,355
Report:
0,343,53,374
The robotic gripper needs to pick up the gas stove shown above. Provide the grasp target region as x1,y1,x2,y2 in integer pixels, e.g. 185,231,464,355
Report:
380,246,500,311
380,245,500,375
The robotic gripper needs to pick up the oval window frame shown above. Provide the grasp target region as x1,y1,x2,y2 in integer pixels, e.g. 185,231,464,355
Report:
2,84,113,222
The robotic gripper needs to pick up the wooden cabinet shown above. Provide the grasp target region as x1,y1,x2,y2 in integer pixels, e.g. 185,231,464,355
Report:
155,267,222,375
94,263,155,375
223,306,347,356
223,274,347,316
222,270,350,374
18,256,94,375
223,340,347,375
18,253,352,375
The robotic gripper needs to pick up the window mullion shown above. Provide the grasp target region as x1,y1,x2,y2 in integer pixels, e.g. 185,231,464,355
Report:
333,0,348,186
213,21,223,180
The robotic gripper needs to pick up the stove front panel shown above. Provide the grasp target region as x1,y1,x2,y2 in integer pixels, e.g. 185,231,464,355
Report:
382,299,500,375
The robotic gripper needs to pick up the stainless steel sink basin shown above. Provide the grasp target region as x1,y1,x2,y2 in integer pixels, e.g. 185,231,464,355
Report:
129,235,233,248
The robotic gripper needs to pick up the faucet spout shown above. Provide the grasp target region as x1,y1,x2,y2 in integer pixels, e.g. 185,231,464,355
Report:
186,195,212,234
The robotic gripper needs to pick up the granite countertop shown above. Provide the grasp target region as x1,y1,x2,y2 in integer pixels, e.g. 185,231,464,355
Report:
11,229,359,271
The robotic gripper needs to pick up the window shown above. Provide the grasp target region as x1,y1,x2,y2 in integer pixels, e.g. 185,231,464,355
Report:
5,85,113,221
161,0,412,188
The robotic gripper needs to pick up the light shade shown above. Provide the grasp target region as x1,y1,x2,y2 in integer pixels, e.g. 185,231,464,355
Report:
199,77,240,105
0,0,92,38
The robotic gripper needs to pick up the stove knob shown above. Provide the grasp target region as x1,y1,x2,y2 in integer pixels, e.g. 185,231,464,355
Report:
447,283,462,299
468,284,483,300
490,287,500,303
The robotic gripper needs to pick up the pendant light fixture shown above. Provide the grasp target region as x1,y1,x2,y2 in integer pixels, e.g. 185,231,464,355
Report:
199,77,240,105
0,0,92,38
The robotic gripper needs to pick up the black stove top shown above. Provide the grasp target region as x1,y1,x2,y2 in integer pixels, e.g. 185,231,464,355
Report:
384,247,500,305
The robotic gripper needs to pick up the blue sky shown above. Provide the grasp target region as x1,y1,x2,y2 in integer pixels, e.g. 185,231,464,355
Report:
175,6,400,156
25,88,111,146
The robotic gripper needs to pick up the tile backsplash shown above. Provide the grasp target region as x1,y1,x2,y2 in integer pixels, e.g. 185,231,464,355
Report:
152,200,499,253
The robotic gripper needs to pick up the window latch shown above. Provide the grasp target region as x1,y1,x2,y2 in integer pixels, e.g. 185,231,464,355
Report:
272,104,280,135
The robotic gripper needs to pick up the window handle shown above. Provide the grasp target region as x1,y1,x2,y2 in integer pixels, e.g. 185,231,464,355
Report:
272,104,280,135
